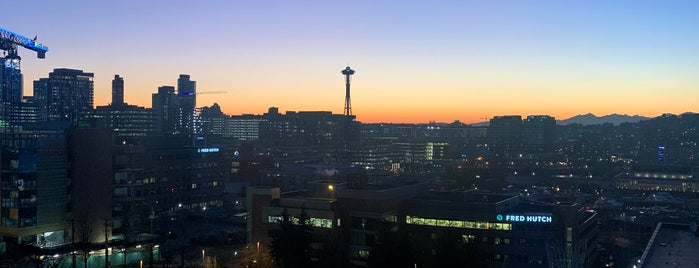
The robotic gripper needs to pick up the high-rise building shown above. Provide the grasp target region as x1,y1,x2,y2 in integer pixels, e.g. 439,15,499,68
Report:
94,75,156,139
0,54,22,127
488,115,523,157
177,74,196,137
523,115,556,154
152,86,178,135
112,74,124,106
33,68,94,126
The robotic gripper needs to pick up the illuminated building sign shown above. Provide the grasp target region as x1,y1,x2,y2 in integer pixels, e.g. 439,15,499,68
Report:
197,148,220,153
497,214,552,223
658,146,666,161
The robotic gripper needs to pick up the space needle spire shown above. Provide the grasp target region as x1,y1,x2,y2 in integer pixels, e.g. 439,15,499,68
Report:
341,66,355,117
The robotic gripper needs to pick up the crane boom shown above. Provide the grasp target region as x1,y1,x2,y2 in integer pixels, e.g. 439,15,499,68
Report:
196,91,227,95
0,26,49,58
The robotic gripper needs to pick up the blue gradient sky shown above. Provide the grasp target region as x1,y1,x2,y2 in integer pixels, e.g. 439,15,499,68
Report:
4,1,699,123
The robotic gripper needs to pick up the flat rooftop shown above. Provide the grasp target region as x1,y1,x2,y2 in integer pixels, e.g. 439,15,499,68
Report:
640,223,699,267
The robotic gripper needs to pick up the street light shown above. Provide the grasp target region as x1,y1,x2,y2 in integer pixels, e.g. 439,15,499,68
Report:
256,242,260,265
121,249,126,266
201,249,205,267
328,184,335,200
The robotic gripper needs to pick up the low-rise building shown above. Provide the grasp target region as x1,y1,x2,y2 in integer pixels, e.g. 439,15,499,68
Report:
248,178,598,267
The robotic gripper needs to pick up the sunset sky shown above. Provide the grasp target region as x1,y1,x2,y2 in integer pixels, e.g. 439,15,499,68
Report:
4,1,699,123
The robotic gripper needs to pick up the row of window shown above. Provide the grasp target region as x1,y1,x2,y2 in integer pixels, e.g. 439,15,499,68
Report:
267,215,337,229
406,215,512,231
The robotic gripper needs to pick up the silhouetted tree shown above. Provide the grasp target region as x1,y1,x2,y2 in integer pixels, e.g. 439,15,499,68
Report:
427,229,484,267
367,221,415,268
270,208,312,268
315,229,350,268
369,222,485,268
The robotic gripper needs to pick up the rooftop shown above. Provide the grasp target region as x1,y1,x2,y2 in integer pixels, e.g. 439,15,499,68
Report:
640,222,699,268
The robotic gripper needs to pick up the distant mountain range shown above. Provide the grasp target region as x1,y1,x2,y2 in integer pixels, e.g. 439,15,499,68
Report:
469,113,697,126
557,113,650,125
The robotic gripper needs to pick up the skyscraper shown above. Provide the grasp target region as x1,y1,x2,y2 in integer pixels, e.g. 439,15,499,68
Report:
488,115,523,158
523,115,556,154
152,86,178,134
0,53,22,126
177,74,196,137
33,68,94,126
112,74,124,106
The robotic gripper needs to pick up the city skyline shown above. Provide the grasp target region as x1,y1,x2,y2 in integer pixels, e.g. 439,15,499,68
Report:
5,1,699,123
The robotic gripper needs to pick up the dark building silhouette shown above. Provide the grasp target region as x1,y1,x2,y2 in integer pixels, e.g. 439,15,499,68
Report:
523,115,556,154
67,128,114,243
94,75,156,139
112,74,124,106
249,182,598,267
488,115,523,158
151,74,197,137
93,104,155,139
199,103,227,137
259,111,348,148
177,74,196,137
33,68,94,126
152,86,178,135
112,135,226,241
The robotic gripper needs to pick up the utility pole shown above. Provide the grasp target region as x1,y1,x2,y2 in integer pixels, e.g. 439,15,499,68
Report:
72,219,76,268
104,218,110,268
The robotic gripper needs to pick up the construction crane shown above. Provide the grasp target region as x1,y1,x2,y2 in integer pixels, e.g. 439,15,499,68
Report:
178,90,227,96
196,90,227,95
0,26,48,59
1,26,47,135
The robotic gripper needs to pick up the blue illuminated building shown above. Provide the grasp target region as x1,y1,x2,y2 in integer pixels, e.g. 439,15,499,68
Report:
0,55,22,127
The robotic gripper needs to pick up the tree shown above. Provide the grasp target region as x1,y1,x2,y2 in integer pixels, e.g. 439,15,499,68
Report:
367,221,415,268
315,229,350,268
270,208,313,268
369,222,485,268
429,229,484,267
